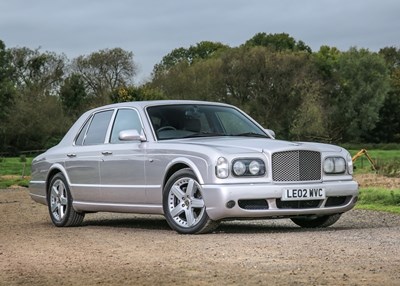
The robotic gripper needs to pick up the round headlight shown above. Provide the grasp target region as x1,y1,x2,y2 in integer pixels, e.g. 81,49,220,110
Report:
249,160,260,175
216,157,229,178
233,161,246,176
335,158,346,173
323,158,335,173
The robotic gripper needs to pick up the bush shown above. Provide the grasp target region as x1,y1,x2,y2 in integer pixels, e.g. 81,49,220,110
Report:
375,159,400,177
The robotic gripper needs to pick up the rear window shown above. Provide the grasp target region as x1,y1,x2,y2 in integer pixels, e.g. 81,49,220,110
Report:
75,110,113,145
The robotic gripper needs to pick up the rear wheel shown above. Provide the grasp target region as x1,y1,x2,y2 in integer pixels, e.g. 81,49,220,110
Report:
163,169,219,234
291,214,341,228
47,173,85,227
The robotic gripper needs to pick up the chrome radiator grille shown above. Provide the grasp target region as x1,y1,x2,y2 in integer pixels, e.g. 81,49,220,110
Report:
272,150,321,182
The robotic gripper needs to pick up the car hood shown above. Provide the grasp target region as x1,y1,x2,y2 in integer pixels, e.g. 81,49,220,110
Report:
175,137,342,154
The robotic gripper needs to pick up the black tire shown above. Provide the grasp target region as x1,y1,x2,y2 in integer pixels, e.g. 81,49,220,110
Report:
291,214,342,228
163,169,219,234
47,173,85,227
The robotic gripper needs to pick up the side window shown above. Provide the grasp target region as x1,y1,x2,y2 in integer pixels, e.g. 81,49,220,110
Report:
75,118,91,146
83,110,114,145
110,109,142,143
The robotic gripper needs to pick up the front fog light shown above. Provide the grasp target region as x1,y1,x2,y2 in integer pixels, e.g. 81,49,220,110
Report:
233,161,246,176
216,157,229,178
249,160,260,175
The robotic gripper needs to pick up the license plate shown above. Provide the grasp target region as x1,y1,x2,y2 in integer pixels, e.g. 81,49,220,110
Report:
282,188,325,201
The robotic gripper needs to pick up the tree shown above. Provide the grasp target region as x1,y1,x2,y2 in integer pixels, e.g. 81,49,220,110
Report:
9,47,65,97
153,41,229,76
151,54,225,102
244,32,312,53
370,47,400,142
110,85,165,103
0,40,17,152
72,48,137,106
324,48,390,142
60,73,88,119
3,47,67,152
0,40,15,122
151,45,325,140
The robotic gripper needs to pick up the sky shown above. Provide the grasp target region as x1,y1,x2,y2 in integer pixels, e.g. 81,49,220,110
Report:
1,0,399,82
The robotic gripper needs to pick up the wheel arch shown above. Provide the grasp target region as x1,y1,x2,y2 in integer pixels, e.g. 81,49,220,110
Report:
46,164,70,196
163,157,206,189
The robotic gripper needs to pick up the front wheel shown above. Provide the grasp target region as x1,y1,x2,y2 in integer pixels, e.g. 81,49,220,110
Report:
47,173,85,227
291,214,342,228
163,169,219,234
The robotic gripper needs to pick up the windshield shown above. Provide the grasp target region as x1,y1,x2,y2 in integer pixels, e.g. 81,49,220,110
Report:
146,104,268,140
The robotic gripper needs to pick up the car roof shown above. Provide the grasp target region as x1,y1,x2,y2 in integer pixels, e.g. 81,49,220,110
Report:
91,100,233,112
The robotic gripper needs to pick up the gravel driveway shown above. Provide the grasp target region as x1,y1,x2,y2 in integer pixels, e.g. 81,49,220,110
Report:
1,188,399,285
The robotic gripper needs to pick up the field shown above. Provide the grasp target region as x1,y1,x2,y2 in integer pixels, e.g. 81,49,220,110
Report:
350,149,400,176
0,156,32,188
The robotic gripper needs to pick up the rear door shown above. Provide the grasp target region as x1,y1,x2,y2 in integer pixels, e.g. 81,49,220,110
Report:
65,110,114,203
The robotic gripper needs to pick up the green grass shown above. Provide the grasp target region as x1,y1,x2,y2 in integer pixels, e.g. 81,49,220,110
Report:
0,177,30,189
0,156,32,188
350,149,400,175
0,156,32,176
355,204,400,213
356,187,400,214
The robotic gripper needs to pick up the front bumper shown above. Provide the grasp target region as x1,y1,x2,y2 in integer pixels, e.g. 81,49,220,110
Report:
201,180,359,221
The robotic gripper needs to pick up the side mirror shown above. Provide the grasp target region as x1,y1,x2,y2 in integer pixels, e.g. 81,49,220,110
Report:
119,129,147,142
264,129,275,139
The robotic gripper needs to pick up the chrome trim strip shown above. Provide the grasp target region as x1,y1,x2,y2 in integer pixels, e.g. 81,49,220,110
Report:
29,180,46,184
70,184,161,188
74,201,162,208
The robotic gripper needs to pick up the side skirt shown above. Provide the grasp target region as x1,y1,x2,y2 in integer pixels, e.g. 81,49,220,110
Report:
73,201,164,215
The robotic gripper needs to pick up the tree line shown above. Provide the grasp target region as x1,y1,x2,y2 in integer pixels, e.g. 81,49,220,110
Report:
0,33,399,154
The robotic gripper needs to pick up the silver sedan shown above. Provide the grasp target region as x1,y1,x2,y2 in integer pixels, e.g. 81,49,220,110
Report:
29,100,358,234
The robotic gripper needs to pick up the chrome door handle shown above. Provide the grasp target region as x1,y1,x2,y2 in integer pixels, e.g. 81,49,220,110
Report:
102,151,113,155
67,153,76,158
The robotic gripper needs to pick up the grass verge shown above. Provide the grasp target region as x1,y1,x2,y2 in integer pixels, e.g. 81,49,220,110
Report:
0,157,32,189
0,177,30,189
356,187,400,214
355,204,400,214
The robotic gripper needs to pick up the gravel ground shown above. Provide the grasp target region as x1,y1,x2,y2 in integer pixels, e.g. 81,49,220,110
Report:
1,187,399,286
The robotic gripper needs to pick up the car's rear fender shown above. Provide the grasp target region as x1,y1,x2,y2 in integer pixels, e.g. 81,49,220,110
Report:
46,163,71,195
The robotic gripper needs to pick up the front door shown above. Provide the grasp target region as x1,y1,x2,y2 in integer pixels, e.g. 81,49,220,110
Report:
99,108,147,204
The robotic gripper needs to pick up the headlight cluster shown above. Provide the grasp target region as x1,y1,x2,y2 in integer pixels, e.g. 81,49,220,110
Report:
232,159,265,176
216,157,265,178
323,157,346,174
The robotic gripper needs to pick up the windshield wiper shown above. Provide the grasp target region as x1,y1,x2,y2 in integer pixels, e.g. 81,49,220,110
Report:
233,132,269,138
182,132,225,139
